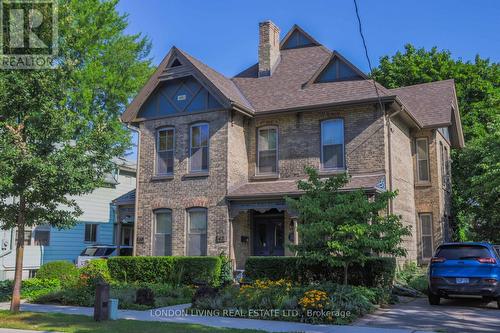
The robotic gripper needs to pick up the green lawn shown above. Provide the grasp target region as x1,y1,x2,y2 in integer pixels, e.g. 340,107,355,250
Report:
0,310,264,333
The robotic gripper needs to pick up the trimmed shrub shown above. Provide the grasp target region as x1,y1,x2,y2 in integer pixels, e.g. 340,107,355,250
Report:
0,280,13,301
108,256,223,286
219,254,234,286
35,261,79,287
79,259,112,288
21,278,61,301
244,256,396,288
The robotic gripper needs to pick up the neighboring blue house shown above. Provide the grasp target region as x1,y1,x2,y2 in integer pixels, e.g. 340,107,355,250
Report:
0,159,136,280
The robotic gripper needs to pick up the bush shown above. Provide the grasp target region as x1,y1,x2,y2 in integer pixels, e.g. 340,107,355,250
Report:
219,254,233,286
0,280,13,302
108,256,223,286
244,256,396,288
21,278,61,301
110,282,194,309
36,261,79,287
79,259,112,288
396,261,428,294
34,287,94,307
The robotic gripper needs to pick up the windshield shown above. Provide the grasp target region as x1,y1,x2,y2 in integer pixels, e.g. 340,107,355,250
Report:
436,245,491,260
81,247,115,256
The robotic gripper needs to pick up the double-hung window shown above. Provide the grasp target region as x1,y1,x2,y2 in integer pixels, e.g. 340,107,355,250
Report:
157,128,174,175
187,208,207,256
257,127,278,174
416,138,430,182
190,123,209,172
321,119,345,169
153,209,172,256
419,213,433,259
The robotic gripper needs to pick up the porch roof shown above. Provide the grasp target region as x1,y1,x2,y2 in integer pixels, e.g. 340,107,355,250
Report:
112,189,136,206
227,174,385,200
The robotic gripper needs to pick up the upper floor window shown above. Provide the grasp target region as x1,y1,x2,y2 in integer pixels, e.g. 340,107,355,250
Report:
153,209,172,256
157,128,175,175
257,127,278,174
321,119,345,170
33,225,50,246
190,123,209,172
416,138,430,182
187,208,207,256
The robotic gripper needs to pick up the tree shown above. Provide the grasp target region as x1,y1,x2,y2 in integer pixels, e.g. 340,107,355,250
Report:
0,0,152,311
286,168,411,285
371,44,500,243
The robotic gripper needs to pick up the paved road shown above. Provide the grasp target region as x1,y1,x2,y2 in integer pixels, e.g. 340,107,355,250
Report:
354,297,500,333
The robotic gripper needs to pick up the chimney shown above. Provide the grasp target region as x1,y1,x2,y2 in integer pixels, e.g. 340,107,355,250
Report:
258,20,280,77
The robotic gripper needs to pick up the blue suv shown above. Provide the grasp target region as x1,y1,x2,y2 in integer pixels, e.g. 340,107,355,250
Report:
428,242,500,309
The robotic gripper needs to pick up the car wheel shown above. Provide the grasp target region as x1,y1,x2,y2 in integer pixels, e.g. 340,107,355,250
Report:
428,290,440,305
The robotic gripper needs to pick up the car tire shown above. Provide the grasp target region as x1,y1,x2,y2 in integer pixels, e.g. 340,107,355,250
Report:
428,290,440,305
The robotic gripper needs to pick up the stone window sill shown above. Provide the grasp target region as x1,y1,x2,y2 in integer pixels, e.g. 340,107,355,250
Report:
318,169,346,176
250,174,280,181
415,182,432,188
183,172,209,179
151,175,174,181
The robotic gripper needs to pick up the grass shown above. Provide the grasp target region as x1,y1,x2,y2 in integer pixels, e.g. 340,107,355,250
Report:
0,310,264,333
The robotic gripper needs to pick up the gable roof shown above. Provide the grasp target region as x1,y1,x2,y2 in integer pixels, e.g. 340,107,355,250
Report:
280,24,321,49
121,47,253,123
306,51,368,85
390,79,464,147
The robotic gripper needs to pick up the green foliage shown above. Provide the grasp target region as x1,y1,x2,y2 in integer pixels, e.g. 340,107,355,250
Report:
219,253,234,286
79,259,112,288
396,262,428,294
285,168,411,283
0,280,13,302
245,256,396,288
108,256,223,286
36,261,79,287
371,44,500,242
21,279,61,301
33,287,95,307
191,280,392,324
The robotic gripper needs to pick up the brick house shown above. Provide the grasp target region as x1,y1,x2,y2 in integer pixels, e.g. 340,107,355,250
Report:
121,21,464,268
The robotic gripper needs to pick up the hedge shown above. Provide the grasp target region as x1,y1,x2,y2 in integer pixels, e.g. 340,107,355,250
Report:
35,260,79,287
244,256,396,288
107,256,222,286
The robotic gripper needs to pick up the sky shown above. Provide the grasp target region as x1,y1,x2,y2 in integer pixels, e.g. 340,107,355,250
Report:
117,0,500,75
117,0,500,160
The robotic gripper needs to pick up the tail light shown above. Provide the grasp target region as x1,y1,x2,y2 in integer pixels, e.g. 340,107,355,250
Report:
477,257,496,264
483,278,498,284
431,257,446,263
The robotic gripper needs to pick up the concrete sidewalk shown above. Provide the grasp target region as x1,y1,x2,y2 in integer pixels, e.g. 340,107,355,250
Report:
0,329,61,333
0,302,432,333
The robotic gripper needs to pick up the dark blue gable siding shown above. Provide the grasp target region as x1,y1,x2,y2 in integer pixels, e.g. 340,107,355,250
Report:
138,76,223,119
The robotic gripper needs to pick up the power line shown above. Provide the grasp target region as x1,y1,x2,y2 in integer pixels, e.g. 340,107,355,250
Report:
353,0,384,112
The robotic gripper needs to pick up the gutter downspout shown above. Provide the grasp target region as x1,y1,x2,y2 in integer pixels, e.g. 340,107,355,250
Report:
126,124,141,257
386,105,403,214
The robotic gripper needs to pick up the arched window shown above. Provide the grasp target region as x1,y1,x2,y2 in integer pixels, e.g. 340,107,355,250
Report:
190,123,209,172
187,208,207,256
320,119,345,170
257,126,278,175
153,209,172,256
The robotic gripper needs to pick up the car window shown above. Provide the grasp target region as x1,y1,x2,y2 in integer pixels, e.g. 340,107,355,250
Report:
494,246,500,258
81,247,98,256
436,245,491,259
119,248,133,256
94,247,115,256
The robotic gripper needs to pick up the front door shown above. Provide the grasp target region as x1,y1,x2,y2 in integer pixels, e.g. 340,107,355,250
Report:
253,212,284,256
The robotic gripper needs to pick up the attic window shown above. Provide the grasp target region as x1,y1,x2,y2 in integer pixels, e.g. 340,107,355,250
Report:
282,29,316,49
316,58,363,83
170,59,182,67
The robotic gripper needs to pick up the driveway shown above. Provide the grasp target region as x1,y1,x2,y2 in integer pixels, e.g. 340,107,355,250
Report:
354,297,500,333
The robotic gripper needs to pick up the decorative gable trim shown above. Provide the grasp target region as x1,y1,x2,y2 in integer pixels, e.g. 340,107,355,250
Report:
304,51,368,87
280,24,321,50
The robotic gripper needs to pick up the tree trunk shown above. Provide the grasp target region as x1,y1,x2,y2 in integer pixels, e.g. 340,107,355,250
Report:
10,196,26,312
343,262,349,285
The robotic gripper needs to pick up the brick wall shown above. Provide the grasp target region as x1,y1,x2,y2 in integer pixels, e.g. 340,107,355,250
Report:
135,110,230,256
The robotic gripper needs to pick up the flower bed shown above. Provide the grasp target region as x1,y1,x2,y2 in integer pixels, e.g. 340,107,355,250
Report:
190,279,394,324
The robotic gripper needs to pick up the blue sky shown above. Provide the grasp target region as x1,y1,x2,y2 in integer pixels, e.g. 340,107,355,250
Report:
117,0,500,75
118,0,499,161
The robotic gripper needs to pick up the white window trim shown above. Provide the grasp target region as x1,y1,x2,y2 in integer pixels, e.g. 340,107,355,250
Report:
320,119,345,170
256,126,279,175
419,213,434,259
156,127,175,176
186,207,208,256
416,137,430,183
189,123,209,173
